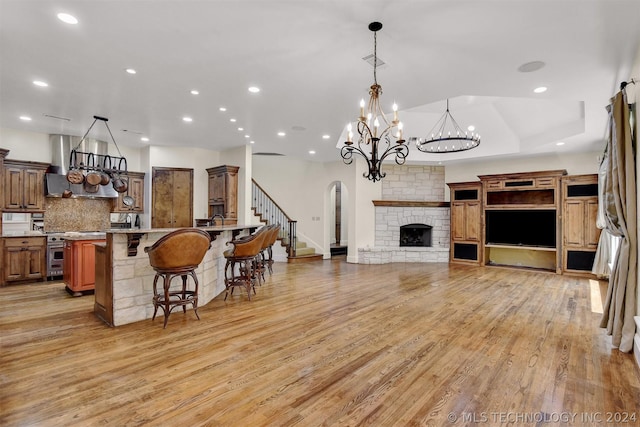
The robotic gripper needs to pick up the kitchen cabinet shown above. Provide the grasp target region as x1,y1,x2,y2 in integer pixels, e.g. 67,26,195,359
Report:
447,182,482,264
562,174,600,274
207,165,239,225
63,238,106,296
3,159,49,212
151,167,193,228
0,148,8,211
112,171,145,213
2,236,46,285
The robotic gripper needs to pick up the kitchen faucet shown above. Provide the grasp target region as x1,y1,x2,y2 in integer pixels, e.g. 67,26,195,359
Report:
211,214,225,226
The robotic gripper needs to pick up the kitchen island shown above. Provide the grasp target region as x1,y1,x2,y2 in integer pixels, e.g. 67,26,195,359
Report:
94,225,260,326
62,232,106,296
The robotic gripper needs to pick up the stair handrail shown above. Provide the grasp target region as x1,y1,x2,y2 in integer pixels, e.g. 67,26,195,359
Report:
251,178,297,257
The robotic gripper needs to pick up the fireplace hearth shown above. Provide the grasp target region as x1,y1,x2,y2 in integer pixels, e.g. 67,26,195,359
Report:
400,223,432,247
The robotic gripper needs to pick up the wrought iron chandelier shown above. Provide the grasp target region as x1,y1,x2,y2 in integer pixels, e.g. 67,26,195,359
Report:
341,22,408,182
412,99,480,153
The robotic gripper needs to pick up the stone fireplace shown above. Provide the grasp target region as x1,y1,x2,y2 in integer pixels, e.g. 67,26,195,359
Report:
358,165,450,264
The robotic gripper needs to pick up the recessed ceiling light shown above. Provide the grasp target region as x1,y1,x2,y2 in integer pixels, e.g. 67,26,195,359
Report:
183,117,193,122
250,140,255,144
57,13,78,25
237,127,244,131
533,86,547,93
248,86,260,93
230,118,237,123
467,125,475,132
125,68,137,74
244,135,250,138
140,137,149,142
19,116,32,121
322,134,330,139
518,61,546,73
190,90,199,95
277,132,286,137
309,150,316,155
219,107,227,112
33,80,48,87
556,141,565,146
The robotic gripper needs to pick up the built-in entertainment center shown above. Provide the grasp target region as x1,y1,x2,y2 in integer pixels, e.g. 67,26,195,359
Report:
448,170,600,275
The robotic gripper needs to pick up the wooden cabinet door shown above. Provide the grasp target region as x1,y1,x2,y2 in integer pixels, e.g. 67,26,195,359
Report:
4,246,24,281
451,202,466,240
130,176,145,211
209,172,225,204
152,168,193,228
152,169,175,228
25,245,45,280
4,167,23,210
585,199,600,248
171,169,193,227
78,242,97,290
465,202,481,241
23,168,44,210
564,200,585,247
224,170,238,218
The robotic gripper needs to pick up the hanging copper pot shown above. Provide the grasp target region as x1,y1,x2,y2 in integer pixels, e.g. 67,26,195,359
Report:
99,171,110,185
112,174,128,193
66,169,84,184
85,170,102,186
84,179,99,193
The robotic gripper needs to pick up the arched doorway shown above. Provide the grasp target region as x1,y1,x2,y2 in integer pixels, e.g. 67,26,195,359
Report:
329,181,348,257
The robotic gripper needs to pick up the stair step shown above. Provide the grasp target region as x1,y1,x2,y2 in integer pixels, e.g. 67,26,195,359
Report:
295,247,316,256
295,241,308,249
288,253,323,263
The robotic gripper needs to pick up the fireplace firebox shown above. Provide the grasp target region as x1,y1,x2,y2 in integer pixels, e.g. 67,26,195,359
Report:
400,223,432,247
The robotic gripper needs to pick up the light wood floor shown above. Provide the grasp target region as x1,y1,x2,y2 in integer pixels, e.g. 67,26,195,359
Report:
1,259,639,426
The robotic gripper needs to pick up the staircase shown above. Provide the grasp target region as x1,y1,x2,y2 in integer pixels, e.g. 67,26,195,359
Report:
252,179,323,263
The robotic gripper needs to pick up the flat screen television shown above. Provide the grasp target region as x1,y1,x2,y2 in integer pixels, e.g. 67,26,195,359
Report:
485,209,556,248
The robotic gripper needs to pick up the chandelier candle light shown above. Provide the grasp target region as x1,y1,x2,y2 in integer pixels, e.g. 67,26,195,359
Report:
412,99,481,153
341,21,408,182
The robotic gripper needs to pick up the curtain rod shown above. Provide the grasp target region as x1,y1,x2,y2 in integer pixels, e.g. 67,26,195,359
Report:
620,78,636,90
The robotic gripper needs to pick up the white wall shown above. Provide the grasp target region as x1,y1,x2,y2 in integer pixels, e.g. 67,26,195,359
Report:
0,128,50,161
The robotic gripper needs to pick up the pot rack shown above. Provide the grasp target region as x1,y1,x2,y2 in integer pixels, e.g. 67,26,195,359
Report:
69,115,128,174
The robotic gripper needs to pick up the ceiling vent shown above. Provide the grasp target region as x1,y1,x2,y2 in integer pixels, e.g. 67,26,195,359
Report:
253,152,285,156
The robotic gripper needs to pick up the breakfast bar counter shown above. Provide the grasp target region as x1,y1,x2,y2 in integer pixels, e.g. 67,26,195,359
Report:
94,225,260,326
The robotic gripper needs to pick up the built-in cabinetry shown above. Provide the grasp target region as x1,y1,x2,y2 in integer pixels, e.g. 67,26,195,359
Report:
1,236,47,285
207,165,239,225
447,182,482,264
63,238,106,296
480,170,564,273
449,170,598,275
151,167,193,228
0,148,8,211
3,159,49,212
112,171,145,213
562,174,600,274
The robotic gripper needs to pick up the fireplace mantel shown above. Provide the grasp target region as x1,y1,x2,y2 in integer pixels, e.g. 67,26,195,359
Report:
372,200,450,208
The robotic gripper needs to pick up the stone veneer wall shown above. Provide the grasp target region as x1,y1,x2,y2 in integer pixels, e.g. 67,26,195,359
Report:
381,164,445,201
359,164,450,264
110,231,231,326
45,198,111,232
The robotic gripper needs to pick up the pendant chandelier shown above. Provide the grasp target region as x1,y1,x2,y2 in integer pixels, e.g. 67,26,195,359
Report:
413,99,481,153
341,22,408,182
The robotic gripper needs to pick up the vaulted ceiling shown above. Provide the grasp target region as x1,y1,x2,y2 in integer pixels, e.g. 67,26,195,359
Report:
1,0,639,164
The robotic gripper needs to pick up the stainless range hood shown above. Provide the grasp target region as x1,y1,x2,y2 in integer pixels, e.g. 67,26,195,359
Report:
46,134,119,198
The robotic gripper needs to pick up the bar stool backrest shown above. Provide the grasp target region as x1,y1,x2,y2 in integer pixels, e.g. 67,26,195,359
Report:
227,227,268,258
145,228,211,270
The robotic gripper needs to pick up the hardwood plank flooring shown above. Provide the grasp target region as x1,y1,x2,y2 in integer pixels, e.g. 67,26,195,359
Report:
1,260,639,426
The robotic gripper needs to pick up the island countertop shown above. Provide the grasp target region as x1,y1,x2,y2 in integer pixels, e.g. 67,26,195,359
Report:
94,225,262,327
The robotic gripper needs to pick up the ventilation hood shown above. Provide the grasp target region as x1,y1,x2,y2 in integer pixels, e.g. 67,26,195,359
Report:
46,134,119,198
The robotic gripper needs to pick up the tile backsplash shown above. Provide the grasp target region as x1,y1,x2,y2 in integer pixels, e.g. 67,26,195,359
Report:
44,198,112,232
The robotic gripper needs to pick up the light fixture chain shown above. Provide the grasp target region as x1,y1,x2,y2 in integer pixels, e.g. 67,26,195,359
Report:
373,30,377,86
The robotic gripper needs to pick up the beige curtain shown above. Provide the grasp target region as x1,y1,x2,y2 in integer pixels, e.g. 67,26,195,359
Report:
599,90,637,353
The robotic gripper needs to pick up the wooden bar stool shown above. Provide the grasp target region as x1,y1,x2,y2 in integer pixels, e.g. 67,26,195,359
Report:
223,227,268,300
144,228,211,328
